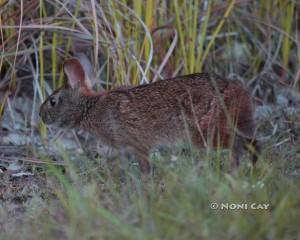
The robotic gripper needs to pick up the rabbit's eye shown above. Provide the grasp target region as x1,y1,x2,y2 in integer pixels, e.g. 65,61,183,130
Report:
49,97,57,107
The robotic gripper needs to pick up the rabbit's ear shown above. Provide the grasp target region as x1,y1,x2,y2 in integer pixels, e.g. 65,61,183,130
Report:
74,52,94,89
63,58,89,92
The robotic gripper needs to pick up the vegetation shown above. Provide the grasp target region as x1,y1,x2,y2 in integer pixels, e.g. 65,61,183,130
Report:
0,0,300,239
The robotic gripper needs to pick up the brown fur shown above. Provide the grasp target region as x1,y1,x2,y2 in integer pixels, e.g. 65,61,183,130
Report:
39,58,259,173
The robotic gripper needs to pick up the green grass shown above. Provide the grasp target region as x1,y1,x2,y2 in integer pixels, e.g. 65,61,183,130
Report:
1,149,300,240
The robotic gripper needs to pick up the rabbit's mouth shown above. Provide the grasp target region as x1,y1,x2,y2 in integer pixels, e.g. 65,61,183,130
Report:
39,108,75,129
39,104,58,126
39,111,55,125
40,114,71,129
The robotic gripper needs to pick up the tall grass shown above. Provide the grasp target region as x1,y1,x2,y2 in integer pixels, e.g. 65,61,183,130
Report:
0,0,298,87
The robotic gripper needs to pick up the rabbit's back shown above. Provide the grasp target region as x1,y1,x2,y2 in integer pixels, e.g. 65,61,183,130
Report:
83,73,253,149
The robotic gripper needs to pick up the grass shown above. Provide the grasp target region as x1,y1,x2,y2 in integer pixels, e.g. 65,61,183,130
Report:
1,149,300,239
1,0,300,239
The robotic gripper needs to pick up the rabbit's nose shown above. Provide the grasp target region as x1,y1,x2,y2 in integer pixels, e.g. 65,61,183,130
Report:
39,105,43,117
39,103,46,120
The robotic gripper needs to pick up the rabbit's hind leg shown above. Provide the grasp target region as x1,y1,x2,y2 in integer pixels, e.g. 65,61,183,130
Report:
230,136,245,169
243,138,261,166
231,136,261,169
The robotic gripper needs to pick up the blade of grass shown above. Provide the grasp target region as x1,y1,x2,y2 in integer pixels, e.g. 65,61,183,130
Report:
199,0,237,71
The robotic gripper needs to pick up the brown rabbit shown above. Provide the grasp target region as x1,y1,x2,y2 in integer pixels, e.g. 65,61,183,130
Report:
39,58,259,173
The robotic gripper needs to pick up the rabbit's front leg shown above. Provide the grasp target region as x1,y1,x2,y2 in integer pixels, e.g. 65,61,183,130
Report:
130,146,151,173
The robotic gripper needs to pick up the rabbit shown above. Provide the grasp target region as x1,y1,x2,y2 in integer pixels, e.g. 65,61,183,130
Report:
39,58,260,173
